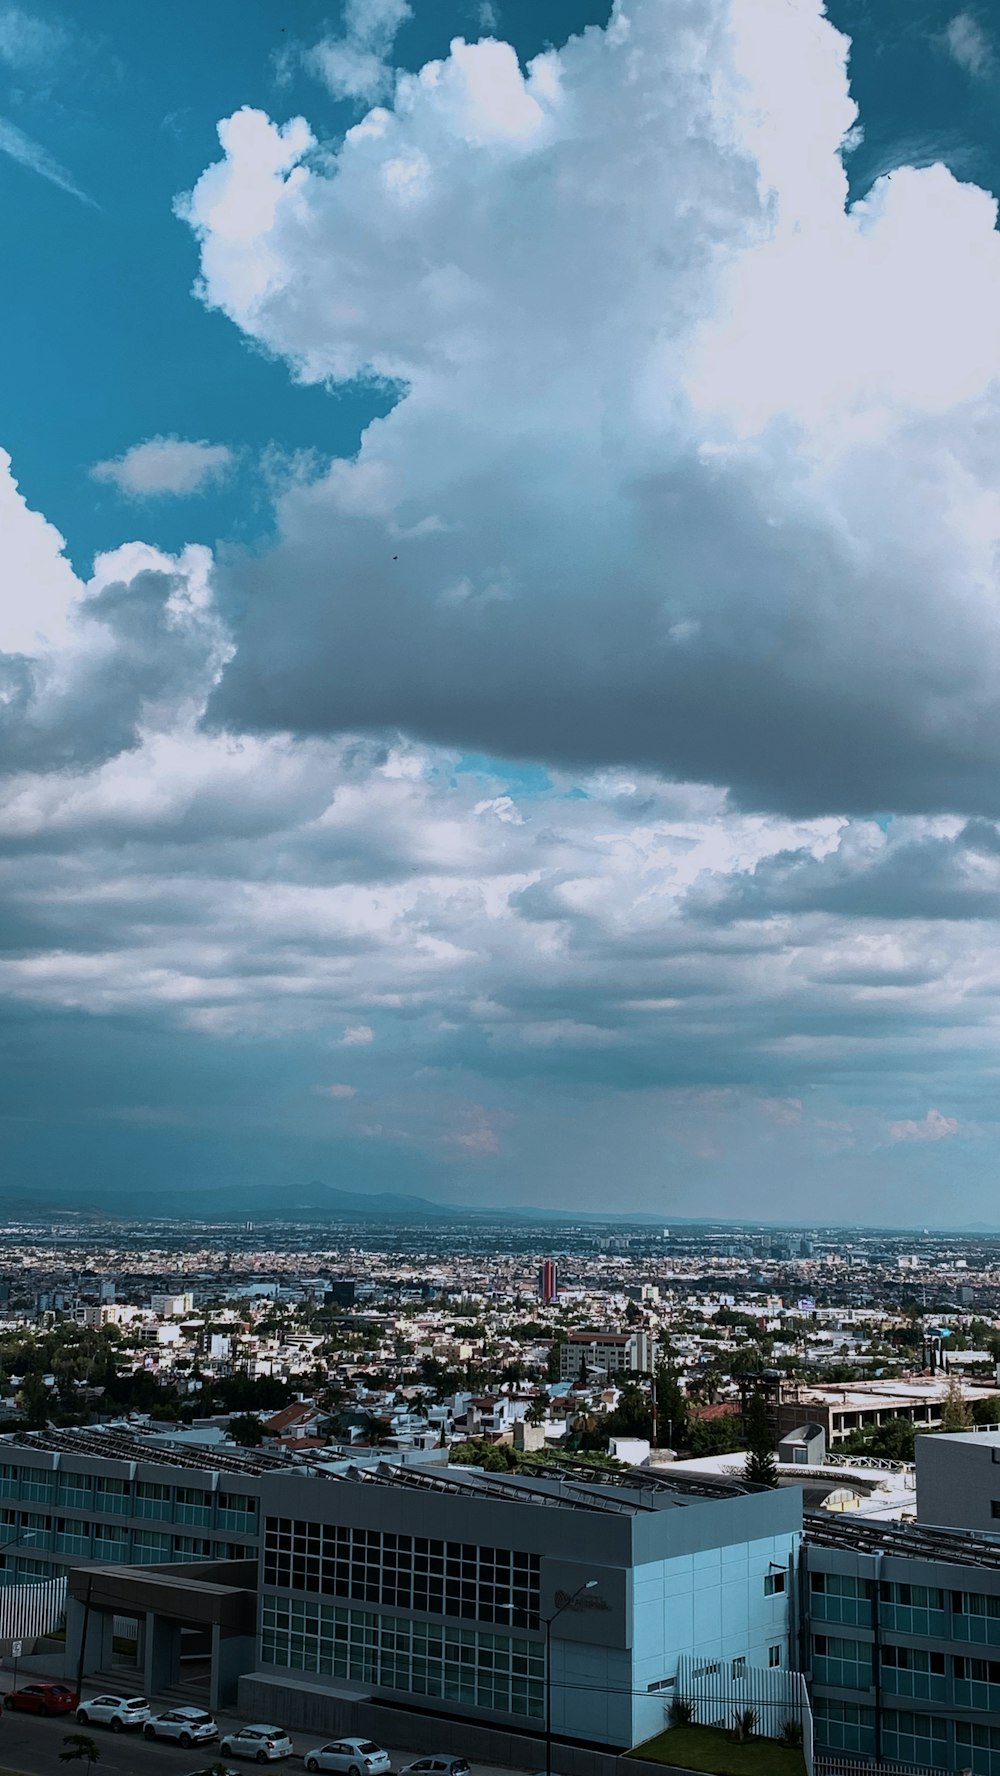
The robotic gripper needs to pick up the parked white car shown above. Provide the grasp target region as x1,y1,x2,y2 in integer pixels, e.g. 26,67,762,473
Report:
304,1738,392,1774
144,1706,218,1746
76,1694,151,1732
220,1723,295,1762
399,1758,470,1776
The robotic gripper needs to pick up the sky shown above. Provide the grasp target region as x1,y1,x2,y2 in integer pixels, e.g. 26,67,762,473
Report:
4,0,1000,1224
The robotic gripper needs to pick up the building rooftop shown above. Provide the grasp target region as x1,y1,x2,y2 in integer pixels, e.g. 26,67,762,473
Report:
3,1426,294,1477
333,1458,759,1515
803,1509,1000,1572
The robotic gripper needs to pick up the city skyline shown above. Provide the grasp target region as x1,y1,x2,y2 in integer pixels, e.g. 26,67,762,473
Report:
5,0,1000,1220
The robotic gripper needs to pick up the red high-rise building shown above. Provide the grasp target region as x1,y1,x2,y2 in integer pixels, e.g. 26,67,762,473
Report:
538,1258,558,1304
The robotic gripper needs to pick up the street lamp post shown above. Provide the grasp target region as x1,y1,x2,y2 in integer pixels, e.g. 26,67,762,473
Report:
0,1528,38,1696
543,1579,598,1776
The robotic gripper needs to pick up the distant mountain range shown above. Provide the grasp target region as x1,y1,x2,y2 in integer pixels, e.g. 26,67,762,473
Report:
0,1179,994,1233
0,1180,627,1224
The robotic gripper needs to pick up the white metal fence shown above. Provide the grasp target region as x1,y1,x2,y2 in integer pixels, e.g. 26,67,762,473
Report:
816,1760,931,1776
676,1653,814,1774
0,1576,66,1642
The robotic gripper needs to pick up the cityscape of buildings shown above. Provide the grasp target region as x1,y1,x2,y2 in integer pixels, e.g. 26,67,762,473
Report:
0,1215,995,1770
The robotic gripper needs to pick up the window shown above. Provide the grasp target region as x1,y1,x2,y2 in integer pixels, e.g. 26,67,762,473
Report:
992,1502,1000,1519
882,1710,946,1768
808,1570,873,1626
812,1635,872,1691
261,1597,544,1719
769,1645,782,1668
764,1571,785,1596
731,1657,746,1680
813,1700,875,1757
263,1518,540,1629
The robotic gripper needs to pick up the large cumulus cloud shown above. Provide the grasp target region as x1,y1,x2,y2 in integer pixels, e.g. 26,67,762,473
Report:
0,451,225,776
182,0,1000,816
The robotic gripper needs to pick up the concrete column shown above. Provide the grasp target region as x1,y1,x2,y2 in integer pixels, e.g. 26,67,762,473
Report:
144,1611,181,1699
211,1625,257,1712
64,1597,116,1687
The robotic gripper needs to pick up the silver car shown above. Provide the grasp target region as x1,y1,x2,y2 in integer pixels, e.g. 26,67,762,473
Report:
220,1723,295,1763
399,1759,470,1776
144,1706,218,1746
304,1739,392,1775
76,1694,151,1732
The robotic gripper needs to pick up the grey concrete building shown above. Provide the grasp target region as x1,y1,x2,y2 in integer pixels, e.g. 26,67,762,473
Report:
916,1427,1000,1534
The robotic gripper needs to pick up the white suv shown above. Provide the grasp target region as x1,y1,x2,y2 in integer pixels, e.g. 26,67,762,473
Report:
144,1706,218,1746
76,1695,151,1732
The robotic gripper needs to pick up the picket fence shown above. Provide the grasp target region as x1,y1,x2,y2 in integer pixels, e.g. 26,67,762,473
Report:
0,1575,67,1642
676,1652,814,1774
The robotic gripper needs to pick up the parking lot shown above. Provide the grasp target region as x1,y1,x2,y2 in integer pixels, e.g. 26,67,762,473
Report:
0,1678,527,1776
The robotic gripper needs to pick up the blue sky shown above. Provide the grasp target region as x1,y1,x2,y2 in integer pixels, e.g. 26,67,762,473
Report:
5,0,1000,1223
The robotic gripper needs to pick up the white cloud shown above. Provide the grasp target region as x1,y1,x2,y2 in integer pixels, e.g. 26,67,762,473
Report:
0,448,81,652
0,115,94,205
340,1023,375,1045
181,0,1000,821
944,12,993,78
0,6,65,67
318,1083,357,1099
888,1109,960,1144
308,0,412,104
91,437,234,499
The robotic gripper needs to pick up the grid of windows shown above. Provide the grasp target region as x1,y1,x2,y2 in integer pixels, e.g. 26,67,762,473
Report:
880,1581,947,1638
94,1477,129,1515
809,1571,872,1627
59,1473,93,1510
19,1472,55,1504
954,1653,1000,1710
218,1492,257,1533
261,1597,544,1718
133,1530,172,1563
54,1520,91,1557
813,1700,875,1757
880,1645,946,1703
175,1487,212,1526
93,1524,128,1558
882,1709,947,1770
134,1481,170,1518
263,1518,540,1628
812,1634,872,1691
173,1535,213,1560
952,1590,1000,1646
957,1721,1000,1776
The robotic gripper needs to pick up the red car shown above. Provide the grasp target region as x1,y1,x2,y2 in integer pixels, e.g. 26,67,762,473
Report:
4,1681,79,1716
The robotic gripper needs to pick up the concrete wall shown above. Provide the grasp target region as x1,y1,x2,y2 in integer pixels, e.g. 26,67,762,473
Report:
237,1674,705,1776
915,1430,1000,1531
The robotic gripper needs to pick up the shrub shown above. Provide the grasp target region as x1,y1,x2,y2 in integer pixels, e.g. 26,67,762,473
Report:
668,1697,695,1728
731,1707,758,1743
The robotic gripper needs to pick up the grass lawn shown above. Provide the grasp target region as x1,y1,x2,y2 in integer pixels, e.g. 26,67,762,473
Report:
627,1725,807,1775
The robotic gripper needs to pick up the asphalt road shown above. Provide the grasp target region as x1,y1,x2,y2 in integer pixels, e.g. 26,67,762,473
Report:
0,1679,519,1776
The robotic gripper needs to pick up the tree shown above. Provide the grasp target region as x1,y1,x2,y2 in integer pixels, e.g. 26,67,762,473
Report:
654,1362,689,1449
743,1392,778,1488
60,1734,100,1768
941,1375,973,1433
688,1412,743,1456
841,1417,915,1463
228,1412,265,1448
